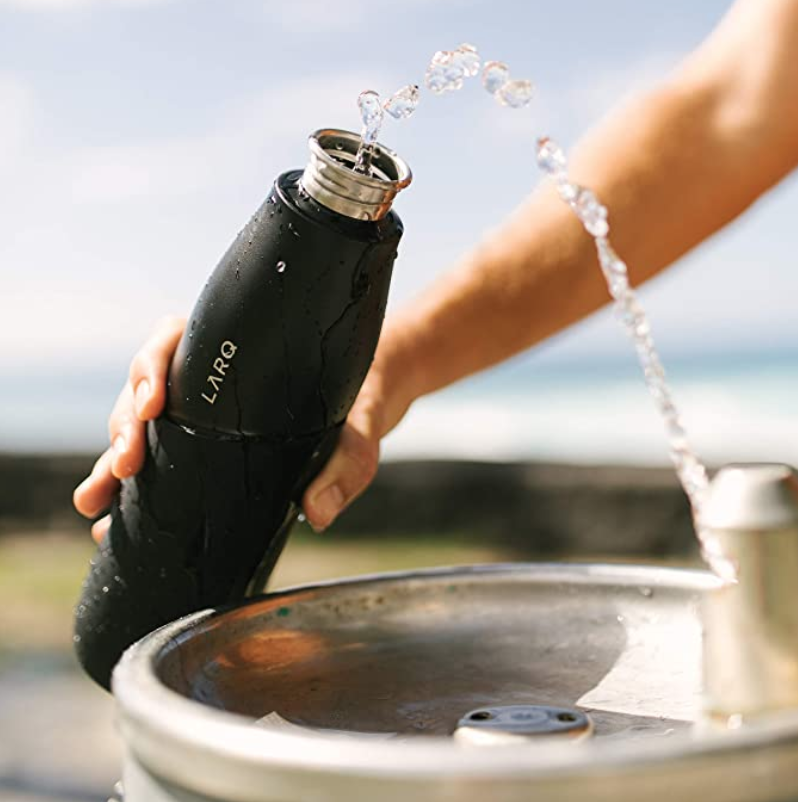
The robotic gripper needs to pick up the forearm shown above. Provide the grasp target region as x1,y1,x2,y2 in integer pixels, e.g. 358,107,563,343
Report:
382,8,798,410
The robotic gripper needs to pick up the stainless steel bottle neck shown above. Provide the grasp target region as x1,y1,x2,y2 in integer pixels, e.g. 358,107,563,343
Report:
301,129,412,222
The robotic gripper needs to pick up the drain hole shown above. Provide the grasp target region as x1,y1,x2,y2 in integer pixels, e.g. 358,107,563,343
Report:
469,711,493,721
557,713,578,723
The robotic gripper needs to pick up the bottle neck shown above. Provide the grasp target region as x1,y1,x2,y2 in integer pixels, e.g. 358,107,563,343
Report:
301,129,412,222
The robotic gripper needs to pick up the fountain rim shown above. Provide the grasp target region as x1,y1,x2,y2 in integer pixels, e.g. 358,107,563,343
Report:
113,562,798,798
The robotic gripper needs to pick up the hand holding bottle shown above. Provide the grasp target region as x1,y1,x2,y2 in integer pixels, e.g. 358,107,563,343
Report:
74,315,416,538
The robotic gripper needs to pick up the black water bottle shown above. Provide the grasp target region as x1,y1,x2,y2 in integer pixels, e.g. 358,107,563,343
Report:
74,129,412,689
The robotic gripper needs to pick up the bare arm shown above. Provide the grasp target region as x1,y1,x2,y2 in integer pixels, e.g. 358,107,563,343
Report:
385,0,798,404
75,0,798,535
301,0,798,529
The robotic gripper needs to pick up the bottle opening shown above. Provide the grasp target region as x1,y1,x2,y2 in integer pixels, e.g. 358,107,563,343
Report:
301,129,412,221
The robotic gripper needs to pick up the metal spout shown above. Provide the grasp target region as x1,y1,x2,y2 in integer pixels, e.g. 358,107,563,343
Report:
301,128,412,222
702,463,798,721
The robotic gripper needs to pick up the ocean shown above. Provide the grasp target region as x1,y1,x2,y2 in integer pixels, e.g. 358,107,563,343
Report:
3,350,796,470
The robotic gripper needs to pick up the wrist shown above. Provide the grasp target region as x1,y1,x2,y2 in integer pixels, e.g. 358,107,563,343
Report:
369,313,429,435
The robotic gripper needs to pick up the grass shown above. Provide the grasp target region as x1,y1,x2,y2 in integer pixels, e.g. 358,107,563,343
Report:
0,528,513,654
0,525,700,657
0,532,96,654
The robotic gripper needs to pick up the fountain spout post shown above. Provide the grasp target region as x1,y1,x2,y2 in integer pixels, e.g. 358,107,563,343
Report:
702,463,798,722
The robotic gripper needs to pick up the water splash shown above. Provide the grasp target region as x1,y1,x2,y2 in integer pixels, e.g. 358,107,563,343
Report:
496,79,535,109
384,84,421,120
354,90,384,174
425,50,465,94
482,61,511,95
424,44,482,95
535,135,733,582
357,90,383,145
345,48,733,581
451,43,481,78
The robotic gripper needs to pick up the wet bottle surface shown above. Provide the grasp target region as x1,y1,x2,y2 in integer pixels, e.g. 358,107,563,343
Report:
74,130,412,689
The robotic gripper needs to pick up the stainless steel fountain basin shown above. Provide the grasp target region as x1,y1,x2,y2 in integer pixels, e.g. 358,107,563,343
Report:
113,563,798,801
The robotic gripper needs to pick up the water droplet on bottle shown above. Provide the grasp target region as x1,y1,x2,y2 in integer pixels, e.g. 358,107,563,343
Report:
482,60,510,94
451,43,481,77
425,50,464,94
102,585,109,593
297,512,307,523
276,261,287,273
497,78,534,108
384,84,420,120
73,634,81,643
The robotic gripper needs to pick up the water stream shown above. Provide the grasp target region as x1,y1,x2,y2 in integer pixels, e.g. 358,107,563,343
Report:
352,44,733,581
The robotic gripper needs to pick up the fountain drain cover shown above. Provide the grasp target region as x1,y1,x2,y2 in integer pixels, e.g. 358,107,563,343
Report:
454,705,592,745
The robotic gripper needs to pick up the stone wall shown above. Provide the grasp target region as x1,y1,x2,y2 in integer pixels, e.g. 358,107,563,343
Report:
0,453,698,558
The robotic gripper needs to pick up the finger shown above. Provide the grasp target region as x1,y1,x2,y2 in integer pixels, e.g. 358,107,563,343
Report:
73,450,120,519
303,423,379,532
107,382,146,479
91,515,111,545
129,315,186,421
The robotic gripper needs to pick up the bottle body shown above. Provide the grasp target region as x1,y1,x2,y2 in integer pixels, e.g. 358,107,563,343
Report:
75,168,404,689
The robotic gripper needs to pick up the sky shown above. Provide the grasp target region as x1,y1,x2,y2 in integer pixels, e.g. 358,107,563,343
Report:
0,0,796,453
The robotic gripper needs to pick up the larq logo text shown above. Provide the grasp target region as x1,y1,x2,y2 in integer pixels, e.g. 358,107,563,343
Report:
201,340,239,405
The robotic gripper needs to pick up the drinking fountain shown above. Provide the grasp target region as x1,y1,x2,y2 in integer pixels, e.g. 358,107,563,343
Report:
109,464,798,801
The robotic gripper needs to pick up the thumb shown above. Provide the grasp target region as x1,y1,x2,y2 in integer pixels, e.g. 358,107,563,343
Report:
303,407,381,532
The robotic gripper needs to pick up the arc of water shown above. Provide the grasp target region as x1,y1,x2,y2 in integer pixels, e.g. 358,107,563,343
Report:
351,44,734,582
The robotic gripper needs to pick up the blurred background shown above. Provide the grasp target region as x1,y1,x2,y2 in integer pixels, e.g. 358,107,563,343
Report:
0,0,796,799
